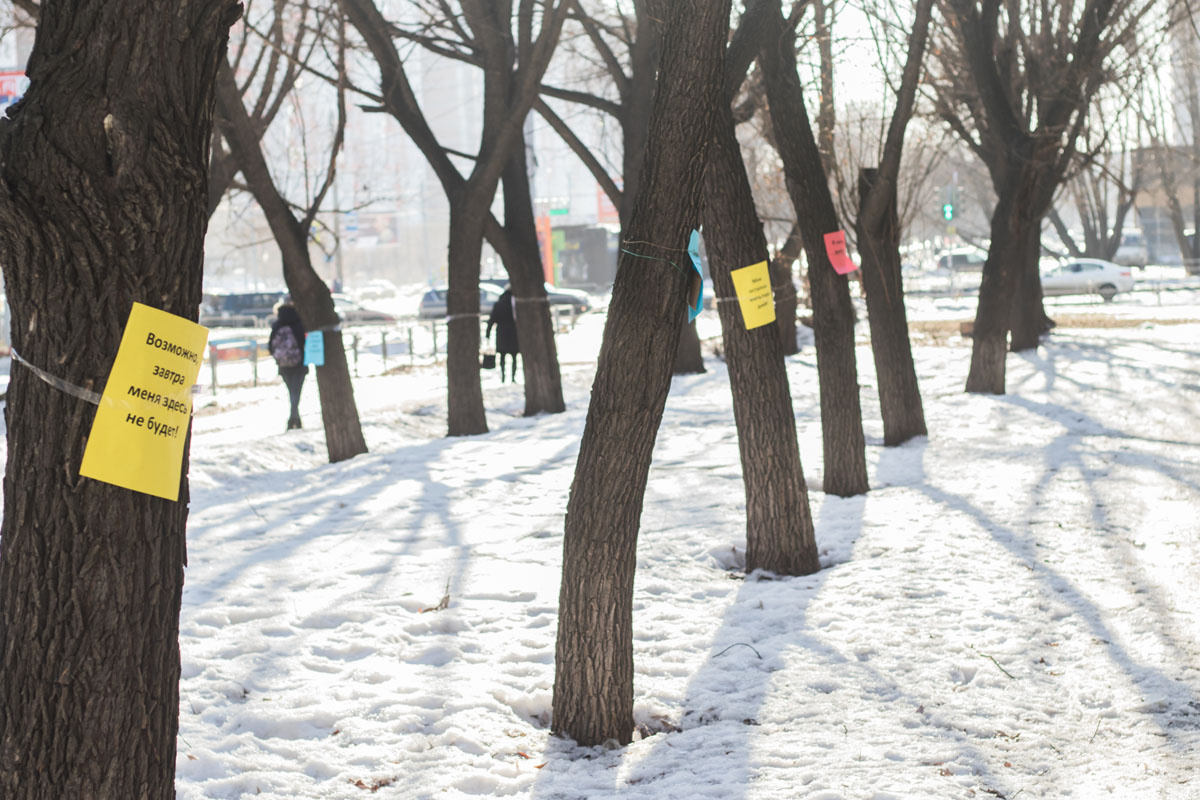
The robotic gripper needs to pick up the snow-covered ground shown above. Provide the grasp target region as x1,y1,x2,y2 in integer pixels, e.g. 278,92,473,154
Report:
10,286,1200,798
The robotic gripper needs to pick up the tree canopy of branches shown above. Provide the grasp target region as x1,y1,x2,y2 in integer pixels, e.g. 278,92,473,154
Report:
1046,144,1143,262
344,0,571,435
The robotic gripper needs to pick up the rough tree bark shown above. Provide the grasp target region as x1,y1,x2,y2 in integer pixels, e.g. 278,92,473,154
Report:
812,0,837,175
214,62,368,461
758,0,868,497
0,0,240,796
552,0,731,747
705,74,818,576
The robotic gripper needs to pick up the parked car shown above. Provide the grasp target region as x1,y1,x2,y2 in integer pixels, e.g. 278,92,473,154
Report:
417,285,504,320
421,282,593,319
478,280,593,314
1040,258,1134,302
1112,229,1148,268
936,248,987,272
200,291,287,327
332,294,397,325
543,283,592,314
354,279,399,301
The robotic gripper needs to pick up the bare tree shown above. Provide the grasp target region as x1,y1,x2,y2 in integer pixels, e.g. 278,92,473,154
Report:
932,0,1159,392
1043,80,1145,264
847,0,934,447
758,0,869,497
552,0,731,747
0,0,240,795
373,1,571,416
536,0,707,374
821,1,952,245
214,6,368,462
344,0,571,435
703,0,819,576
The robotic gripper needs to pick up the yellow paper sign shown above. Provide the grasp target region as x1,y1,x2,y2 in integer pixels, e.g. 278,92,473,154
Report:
730,260,776,330
80,302,209,501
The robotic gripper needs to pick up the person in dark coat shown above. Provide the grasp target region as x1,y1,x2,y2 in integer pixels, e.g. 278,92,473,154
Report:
268,302,308,430
485,288,519,383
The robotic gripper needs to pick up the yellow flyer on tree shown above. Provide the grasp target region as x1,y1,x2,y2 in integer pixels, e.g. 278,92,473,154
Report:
79,302,209,501
730,260,776,330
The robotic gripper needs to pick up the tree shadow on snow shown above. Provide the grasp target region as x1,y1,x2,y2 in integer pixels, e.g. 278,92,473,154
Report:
900,382,1200,759
179,403,584,733
528,478,1019,799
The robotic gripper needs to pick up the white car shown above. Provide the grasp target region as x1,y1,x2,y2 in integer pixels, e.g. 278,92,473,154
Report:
1040,258,1134,302
936,247,987,272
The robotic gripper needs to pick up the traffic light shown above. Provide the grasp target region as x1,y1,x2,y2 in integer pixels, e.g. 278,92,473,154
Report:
942,202,955,221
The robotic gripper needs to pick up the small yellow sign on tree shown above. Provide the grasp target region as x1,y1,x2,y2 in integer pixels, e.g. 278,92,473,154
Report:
730,260,776,330
79,302,209,501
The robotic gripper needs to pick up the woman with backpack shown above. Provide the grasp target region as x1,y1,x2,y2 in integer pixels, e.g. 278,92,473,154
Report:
268,302,308,430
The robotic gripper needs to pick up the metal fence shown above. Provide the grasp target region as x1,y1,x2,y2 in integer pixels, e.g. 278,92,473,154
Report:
202,307,581,394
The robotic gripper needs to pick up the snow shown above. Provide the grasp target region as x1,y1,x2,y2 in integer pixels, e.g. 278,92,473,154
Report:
9,284,1200,798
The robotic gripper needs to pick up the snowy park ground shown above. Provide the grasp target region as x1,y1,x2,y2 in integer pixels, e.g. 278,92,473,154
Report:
7,284,1199,798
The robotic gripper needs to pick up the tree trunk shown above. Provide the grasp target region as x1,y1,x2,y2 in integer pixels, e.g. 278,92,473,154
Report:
966,186,1022,393
856,168,927,446
705,88,818,576
1008,221,1051,352
500,139,566,415
759,1,868,497
673,320,706,374
552,0,730,747
214,62,367,462
770,222,803,356
446,196,489,436
966,141,1063,393
0,0,239,796
312,331,368,453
